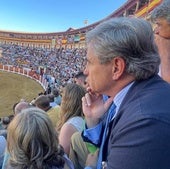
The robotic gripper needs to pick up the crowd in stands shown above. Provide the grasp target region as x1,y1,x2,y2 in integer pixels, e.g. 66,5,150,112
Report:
0,69,87,168
4,107,74,169
0,1,170,168
0,43,87,90
0,43,88,166
0,82,85,168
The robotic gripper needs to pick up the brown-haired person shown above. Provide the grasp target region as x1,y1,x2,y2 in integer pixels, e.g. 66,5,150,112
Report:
5,107,74,169
56,83,86,155
34,95,60,127
74,71,87,89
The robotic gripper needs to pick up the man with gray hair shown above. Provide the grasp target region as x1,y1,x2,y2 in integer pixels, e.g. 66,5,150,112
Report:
150,0,170,82
80,17,170,169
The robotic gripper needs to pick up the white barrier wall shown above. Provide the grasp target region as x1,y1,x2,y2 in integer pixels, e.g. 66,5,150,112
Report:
0,64,48,90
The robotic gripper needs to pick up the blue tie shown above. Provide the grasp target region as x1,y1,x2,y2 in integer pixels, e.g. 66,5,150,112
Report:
97,102,116,169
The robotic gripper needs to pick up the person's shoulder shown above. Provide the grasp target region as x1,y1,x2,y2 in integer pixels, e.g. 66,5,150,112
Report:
0,130,7,140
0,135,6,142
47,106,60,114
53,105,61,110
67,116,84,123
66,117,84,132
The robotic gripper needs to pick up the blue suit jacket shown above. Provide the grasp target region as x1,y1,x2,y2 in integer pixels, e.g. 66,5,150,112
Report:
106,75,170,169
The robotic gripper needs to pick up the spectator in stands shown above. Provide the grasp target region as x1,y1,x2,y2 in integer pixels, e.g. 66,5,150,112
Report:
0,44,86,90
14,101,31,115
0,116,13,139
45,83,52,95
34,95,52,111
1,101,32,169
56,83,86,155
74,71,87,89
69,96,107,169
0,101,31,139
81,17,170,169
150,0,170,82
0,117,10,130
0,136,6,168
34,95,60,127
53,88,62,105
5,107,74,169
47,94,58,108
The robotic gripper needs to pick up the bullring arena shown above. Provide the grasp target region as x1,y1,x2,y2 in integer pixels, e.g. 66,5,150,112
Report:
0,0,162,118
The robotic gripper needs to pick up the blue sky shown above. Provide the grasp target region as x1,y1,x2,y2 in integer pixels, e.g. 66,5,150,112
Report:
0,0,127,33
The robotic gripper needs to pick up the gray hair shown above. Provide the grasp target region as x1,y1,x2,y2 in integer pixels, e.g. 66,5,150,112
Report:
86,17,160,80
150,0,170,24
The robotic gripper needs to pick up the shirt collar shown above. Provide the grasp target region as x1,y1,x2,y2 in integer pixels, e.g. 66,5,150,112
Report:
114,81,134,114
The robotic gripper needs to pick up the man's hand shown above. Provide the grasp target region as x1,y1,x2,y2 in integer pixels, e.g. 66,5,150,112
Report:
82,91,113,128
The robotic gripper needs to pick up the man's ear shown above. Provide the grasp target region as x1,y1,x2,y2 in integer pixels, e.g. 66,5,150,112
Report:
112,57,125,80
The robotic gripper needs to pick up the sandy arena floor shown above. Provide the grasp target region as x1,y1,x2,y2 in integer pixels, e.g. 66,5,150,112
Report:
0,71,44,117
